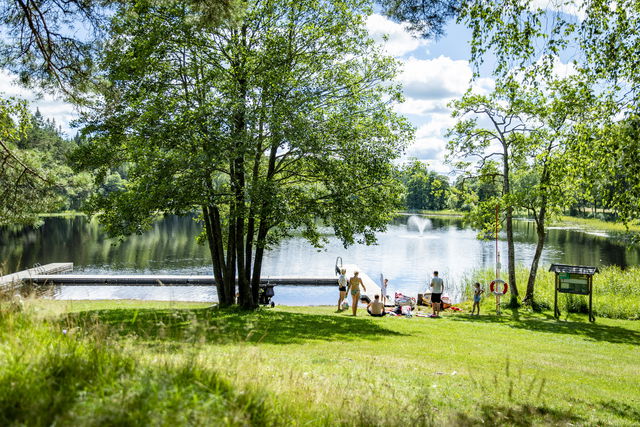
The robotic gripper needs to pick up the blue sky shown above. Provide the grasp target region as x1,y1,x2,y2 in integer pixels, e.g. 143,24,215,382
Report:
366,14,495,173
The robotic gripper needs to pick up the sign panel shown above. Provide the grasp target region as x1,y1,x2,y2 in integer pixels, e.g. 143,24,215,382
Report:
558,273,590,295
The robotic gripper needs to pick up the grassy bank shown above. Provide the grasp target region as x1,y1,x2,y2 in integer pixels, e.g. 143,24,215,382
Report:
1,299,638,426
554,215,640,234
462,265,640,320
38,211,86,218
412,209,463,218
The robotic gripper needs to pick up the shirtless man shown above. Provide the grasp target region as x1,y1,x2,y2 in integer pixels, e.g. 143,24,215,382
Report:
367,295,386,317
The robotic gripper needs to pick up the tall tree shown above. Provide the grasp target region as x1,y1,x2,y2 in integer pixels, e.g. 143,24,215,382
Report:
0,1,237,226
449,76,598,306
447,81,532,305
513,77,597,305
75,0,413,308
457,0,640,224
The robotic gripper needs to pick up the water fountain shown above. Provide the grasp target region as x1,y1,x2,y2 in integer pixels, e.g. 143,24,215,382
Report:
407,215,432,235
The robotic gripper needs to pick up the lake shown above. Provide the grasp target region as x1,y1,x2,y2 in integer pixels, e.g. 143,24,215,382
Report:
1,214,638,305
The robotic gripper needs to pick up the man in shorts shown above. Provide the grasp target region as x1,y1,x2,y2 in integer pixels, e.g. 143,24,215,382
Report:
430,271,444,317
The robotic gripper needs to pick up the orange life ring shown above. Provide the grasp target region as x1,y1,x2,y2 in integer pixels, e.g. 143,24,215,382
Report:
490,280,509,295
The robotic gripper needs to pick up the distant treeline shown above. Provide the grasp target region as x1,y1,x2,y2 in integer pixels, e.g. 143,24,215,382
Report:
15,109,127,213
19,113,626,221
400,159,629,221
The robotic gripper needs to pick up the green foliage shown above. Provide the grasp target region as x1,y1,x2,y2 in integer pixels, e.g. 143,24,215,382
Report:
0,0,238,99
378,0,461,39
0,102,117,220
581,115,640,225
448,75,601,303
399,160,450,210
0,99,62,225
458,0,640,228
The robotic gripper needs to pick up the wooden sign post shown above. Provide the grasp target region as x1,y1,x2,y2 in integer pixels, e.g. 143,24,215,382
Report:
549,264,598,322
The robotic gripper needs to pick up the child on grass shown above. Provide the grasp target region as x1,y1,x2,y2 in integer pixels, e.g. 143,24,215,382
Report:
471,282,484,315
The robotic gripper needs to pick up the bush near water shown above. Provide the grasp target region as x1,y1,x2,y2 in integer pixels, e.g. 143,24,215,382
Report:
464,265,640,320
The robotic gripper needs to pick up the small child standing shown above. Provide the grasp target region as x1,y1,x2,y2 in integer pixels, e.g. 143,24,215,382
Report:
471,282,484,315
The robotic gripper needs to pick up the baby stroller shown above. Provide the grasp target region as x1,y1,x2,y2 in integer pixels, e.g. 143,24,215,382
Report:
394,292,416,309
258,284,276,307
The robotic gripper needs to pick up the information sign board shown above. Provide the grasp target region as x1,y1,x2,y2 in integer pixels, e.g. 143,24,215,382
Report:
558,273,590,295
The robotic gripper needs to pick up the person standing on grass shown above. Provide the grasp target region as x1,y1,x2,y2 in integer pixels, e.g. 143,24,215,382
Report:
337,268,347,311
380,278,389,305
430,271,444,317
347,271,366,316
471,282,484,315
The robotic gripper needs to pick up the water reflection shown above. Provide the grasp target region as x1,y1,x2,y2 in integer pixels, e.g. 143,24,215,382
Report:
2,214,639,304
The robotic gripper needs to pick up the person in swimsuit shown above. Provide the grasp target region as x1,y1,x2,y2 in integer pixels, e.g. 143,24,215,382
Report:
347,271,366,316
337,268,347,311
471,282,484,315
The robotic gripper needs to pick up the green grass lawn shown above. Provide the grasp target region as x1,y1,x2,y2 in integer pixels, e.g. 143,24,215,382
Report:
2,299,639,426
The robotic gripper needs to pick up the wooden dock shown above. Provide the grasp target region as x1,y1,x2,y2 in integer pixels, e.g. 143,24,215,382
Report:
0,263,74,291
2,262,384,298
29,275,336,286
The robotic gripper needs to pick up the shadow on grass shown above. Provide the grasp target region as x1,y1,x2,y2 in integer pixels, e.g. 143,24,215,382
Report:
453,404,583,427
62,307,403,345
598,400,640,423
450,310,640,346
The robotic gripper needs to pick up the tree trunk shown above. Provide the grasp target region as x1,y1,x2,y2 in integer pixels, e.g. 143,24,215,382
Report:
502,145,519,305
202,205,228,306
524,204,546,305
245,120,265,305
234,157,253,308
251,218,269,301
226,186,237,305
250,137,280,301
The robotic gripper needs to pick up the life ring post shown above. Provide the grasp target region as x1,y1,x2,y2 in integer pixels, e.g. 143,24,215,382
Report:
490,279,509,315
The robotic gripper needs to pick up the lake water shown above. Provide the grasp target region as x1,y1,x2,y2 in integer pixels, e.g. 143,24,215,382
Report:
2,214,638,305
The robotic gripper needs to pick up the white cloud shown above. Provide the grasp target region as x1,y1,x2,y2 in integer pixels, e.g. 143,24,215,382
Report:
548,56,577,78
366,14,429,57
394,98,450,116
530,0,586,20
398,56,473,101
0,70,77,136
391,55,496,172
403,115,457,171
416,115,457,139
470,77,495,95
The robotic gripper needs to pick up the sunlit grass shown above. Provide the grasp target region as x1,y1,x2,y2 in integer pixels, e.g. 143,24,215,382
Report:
555,215,640,233
1,298,639,426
